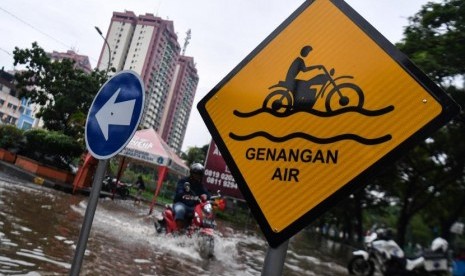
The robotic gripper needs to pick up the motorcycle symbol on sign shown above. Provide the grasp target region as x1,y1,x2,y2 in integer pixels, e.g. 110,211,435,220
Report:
232,45,394,145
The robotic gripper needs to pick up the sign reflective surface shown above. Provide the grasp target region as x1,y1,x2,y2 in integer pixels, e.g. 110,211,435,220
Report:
198,0,460,247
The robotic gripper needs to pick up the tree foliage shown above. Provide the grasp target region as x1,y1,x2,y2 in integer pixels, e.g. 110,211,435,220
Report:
398,0,465,85
182,144,209,166
19,128,83,170
0,124,23,151
317,0,465,249
13,42,107,141
389,0,465,247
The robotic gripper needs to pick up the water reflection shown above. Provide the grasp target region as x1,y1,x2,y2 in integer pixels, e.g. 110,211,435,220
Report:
0,173,351,275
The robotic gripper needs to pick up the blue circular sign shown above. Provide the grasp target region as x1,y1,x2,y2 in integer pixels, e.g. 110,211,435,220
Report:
85,70,145,159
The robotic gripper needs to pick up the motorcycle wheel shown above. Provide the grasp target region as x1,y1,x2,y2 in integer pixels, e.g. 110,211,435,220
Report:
198,235,215,259
325,83,364,112
154,219,166,234
348,256,375,276
262,89,293,115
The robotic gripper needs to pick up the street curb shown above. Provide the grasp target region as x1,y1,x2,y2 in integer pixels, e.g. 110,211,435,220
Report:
0,159,93,196
0,159,157,205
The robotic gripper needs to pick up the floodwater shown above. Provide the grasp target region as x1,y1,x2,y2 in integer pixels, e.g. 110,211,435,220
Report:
0,171,352,275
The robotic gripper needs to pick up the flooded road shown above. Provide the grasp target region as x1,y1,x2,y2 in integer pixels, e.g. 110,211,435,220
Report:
0,171,352,275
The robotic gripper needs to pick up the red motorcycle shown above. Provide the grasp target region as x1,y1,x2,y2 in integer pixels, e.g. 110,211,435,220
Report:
154,191,225,258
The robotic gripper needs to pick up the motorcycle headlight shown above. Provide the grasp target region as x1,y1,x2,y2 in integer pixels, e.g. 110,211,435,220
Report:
203,203,212,214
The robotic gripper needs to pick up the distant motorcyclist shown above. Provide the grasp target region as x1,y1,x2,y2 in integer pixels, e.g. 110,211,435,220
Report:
173,163,210,232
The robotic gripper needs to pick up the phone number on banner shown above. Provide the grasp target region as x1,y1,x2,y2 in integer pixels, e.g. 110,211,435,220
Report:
204,169,237,189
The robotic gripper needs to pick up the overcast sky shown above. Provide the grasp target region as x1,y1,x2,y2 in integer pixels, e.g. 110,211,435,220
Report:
0,0,435,152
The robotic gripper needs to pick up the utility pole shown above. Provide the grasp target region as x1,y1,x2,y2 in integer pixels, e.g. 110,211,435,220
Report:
95,26,111,76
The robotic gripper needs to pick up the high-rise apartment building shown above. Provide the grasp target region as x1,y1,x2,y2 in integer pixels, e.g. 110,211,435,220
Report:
97,11,199,153
160,56,198,151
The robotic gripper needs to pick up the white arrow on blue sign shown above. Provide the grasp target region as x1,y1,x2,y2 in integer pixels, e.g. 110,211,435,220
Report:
85,70,145,159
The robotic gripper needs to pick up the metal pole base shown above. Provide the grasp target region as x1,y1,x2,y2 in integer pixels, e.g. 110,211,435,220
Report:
261,239,289,276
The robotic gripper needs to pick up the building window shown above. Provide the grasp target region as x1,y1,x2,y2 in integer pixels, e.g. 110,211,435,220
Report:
21,121,33,130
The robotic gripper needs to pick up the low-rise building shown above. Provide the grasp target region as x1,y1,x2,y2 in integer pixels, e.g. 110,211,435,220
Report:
0,69,38,129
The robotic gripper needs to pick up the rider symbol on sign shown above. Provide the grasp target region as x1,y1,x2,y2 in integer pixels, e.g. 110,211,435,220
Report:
232,44,395,146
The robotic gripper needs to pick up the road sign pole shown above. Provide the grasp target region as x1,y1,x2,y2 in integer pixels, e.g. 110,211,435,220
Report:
261,239,289,276
70,159,108,276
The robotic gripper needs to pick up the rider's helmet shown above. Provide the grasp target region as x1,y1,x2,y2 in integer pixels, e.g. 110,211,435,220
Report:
190,163,205,176
431,237,448,253
300,45,313,57
376,227,393,240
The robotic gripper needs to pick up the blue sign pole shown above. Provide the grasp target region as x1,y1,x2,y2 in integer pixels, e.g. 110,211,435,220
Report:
70,159,107,275
70,70,145,275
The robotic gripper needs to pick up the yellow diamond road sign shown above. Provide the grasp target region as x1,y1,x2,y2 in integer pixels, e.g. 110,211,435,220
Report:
198,0,460,247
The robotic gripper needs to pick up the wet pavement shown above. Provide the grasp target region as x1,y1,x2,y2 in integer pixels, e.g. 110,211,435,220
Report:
0,167,353,275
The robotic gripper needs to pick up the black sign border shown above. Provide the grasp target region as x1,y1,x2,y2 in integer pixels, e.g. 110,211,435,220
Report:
197,0,460,248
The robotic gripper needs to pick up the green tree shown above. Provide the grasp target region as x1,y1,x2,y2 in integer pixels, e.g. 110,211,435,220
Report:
385,141,456,247
388,0,465,247
398,0,465,85
13,42,107,141
323,169,394,244
19,128,83,170
182,144,209,166
0,125,23,151
318,0,465,249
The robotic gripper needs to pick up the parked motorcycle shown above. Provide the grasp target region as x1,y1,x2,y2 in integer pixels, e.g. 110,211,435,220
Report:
153,190,225,258
102,175,131,199
348,227,450,276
